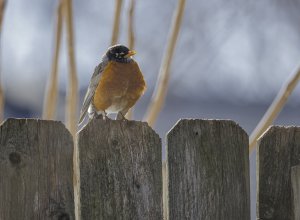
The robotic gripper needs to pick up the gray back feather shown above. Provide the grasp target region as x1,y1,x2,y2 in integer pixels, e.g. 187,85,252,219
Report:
78,57,108,125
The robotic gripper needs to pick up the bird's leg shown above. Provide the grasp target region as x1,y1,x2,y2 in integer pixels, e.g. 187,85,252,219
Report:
88,104,101,121
95,113,103,119
92,109,110,121
103,110,109,120
117,112,126,120
95,111,109,120
116,109,129,121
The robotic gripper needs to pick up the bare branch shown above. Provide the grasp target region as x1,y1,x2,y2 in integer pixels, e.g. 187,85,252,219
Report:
249,67,300,153
143,0,186,126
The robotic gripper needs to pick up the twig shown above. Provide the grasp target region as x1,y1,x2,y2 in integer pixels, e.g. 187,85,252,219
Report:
64,0,78,136
111,0,123,45
143,0,186,126
249,67,300,153
0,0,6,122
43,0,63,120
126,0,135,120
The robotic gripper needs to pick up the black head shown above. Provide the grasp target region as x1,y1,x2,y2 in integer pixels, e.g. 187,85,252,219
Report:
106,44,136,63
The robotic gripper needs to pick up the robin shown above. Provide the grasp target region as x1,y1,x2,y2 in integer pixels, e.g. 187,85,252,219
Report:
78,44,146,125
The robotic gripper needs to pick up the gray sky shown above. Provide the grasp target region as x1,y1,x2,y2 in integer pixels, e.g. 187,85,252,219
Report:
2,0,300,112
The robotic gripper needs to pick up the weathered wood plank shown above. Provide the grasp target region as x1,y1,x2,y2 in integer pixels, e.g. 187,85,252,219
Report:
0,118,74,220
291,165,300,220
257,126,300,220
167,119,250,220
162,160,167,220
76,119,162,220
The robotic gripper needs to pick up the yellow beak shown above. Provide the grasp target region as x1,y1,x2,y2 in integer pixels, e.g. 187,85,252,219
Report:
125,50,137,58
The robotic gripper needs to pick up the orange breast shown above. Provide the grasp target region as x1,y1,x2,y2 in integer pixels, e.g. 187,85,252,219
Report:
93,60,146,112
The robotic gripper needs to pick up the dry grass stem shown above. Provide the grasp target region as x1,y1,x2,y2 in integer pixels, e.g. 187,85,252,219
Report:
143,0,186,126
128,0,135,49
126,0,136,120
0,0,6,121
64,0,78,136
111,0,123,45
249,67,300,153
0,0,5,31
43,1,63,120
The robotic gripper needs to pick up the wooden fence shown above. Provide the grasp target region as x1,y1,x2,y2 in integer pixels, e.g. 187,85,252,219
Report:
0,118,299,220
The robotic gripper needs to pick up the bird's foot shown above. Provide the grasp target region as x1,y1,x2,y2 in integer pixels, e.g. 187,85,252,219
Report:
95,114,103,120
116,112,128,121
94,111,109,120
103,111,109,120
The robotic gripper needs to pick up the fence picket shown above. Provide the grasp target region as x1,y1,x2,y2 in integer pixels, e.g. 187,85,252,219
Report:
167,119,250,220
0,118,74,220
76,119,162,219
291,165,300,220
257,126,300,220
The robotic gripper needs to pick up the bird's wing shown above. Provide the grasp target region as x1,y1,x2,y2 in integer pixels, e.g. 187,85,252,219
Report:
78,60,107,125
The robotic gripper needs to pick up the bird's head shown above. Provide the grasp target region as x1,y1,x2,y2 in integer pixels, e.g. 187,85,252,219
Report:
106,44,136,63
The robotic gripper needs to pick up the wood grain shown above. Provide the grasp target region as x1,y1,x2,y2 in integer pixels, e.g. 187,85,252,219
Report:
167,119,250,220
257,126,300,220
76,119,162,219
162,160,167,220
0,118,74,220
291,165,300,220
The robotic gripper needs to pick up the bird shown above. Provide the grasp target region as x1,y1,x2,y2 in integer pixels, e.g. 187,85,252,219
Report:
78,44,146,125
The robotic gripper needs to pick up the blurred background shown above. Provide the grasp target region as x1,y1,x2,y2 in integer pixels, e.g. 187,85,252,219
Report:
1,0,300,219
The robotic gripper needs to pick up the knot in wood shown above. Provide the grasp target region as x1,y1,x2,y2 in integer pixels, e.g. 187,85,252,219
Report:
134,180,140,189
58,212,70,220
263,205,275,219
9,152,21,165
112,139,118,146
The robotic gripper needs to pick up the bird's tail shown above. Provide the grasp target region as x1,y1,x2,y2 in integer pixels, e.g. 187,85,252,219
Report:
78,109,87,127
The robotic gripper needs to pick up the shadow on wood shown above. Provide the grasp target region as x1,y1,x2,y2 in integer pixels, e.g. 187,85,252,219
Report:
292,165,300,220
162,160,167,220
257,126,300,220
0,118,74,220
76,119,162,219
166,119,250,220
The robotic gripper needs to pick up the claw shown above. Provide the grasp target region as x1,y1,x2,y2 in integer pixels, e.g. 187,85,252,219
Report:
94,110,109,120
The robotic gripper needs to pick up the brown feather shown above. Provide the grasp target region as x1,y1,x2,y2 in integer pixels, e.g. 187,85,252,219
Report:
93,60,146,113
